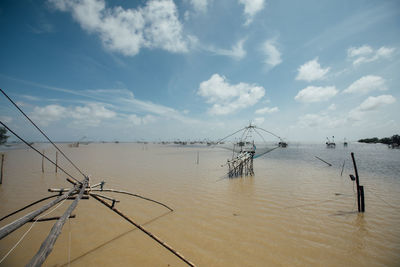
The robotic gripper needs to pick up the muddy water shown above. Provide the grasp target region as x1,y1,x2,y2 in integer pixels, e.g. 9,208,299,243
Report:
0,143,399,266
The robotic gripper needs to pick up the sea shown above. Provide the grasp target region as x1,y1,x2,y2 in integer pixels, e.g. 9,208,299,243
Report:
0,142,399,266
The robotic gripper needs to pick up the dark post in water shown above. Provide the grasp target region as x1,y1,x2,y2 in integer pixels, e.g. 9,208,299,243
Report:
350,152,365,212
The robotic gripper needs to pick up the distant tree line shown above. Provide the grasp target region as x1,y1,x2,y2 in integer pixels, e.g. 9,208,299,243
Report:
358,134,400,145
0,126,9,145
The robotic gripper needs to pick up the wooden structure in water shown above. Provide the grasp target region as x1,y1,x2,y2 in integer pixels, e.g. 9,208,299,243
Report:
227,151,254,177
217,123,283,178
0,88,196,266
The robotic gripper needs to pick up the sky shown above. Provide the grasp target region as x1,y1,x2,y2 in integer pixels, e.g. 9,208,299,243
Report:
0,0,399,142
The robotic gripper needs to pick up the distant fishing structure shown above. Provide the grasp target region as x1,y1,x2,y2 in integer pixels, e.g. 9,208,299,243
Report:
217,123,283,178
326,136,336,148
0,89,195,266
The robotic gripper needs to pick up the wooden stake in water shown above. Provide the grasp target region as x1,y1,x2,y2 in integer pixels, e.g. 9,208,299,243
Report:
0,154,4,184
55,151,58,173
196,151,199,164
350,152,365,212
42,150,45,173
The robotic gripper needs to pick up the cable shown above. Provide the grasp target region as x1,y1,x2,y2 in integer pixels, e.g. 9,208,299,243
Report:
0,197,69,264
0,121,80,183
0,88,86,178
366,187,398,210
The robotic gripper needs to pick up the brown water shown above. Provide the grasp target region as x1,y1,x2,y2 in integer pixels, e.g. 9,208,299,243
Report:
0,143,399,266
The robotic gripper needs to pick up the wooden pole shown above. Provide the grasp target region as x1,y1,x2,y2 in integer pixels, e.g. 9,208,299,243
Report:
315,156,332,166
0,195,59,222
0,154,4,184
91,194,195,267
0,185,79,240
196,151,199,164
55,151,58,173
42,150,45,173
27,177,89,267
359,185,365,212
351,152,362,212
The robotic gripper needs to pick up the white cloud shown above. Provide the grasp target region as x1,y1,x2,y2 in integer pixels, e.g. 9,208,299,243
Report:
348,95,396,121
31,104,68,126
327,104,336,111
343,75,386,94
189,0,209,13
348,45,395,65
296,58,330,82
255,106,279,114
298,113,345,128
239,0,265,25
198,74,265,115
261,39,282,67
347,45,373,57
128,114,157,125
358,95,396,111
206,39,246,60
0,116,13,123
31,103,116,127
49,0,190,56
294,86,338,103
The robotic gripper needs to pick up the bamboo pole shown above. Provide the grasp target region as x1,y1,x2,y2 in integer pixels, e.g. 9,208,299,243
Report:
29,215,76,223
27,177,89,267
91,188,173,212
91,194,195,267
0,195,59,222
0,185,79,239
0,154,4,184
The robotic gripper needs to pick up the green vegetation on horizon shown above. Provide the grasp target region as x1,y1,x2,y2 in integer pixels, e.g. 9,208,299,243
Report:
0,127,9,145
358,134,400,145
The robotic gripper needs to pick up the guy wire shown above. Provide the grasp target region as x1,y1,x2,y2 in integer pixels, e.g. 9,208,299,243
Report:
0,88,86,178
0,121,80,183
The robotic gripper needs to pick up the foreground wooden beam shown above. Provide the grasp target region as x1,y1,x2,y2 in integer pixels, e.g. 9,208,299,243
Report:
0,186,78,240
27,177,89,267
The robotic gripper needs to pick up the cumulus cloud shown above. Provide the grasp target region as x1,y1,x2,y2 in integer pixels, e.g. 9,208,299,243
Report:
128,114,157,125
255,106,279,114
189,0,209,13
347,45,395,65
296,58,330,82
198,74,265,115
239,0,265,25
348,95,396,121
31,103,116,127
327,104,336,111
298,113,345,128
294,86,338,103
31,104,68,126
207,39,247,60
343,75,386,94
49,0,190,56
261,39,282,67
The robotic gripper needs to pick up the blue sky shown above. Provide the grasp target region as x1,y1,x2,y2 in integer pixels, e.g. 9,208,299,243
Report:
0,0,399,142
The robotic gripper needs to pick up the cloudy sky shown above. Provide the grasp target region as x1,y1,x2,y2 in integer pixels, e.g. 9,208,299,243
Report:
0,0,399,142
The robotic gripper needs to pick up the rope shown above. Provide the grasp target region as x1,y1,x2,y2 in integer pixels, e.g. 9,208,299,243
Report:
366,187,398,210
0,197,68,264
0,121,80,183
0,88,86,179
